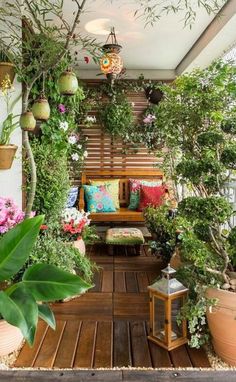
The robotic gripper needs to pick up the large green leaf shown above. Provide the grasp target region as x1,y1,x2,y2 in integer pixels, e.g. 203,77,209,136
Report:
0,286,38,346
0,216,44,282
38,304,56,330
22,263,92,301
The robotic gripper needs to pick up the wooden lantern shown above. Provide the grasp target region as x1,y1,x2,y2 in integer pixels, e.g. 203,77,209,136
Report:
148,264,188,351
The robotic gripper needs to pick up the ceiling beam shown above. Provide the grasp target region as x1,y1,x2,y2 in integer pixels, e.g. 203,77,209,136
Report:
176,0,236,75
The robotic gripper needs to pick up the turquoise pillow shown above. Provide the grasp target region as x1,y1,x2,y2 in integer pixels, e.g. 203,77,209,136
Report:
83,185,116,213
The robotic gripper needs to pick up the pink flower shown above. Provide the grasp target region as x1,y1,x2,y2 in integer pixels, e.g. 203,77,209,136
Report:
143,114,156,124
0,197,25,234
84,56,90,64
58,104,66,113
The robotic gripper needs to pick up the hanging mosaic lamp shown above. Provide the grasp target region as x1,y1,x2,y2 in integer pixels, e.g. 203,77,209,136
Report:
100,27,123,82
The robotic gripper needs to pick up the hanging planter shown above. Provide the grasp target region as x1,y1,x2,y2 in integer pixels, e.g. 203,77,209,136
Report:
32,95,50,121
0,62,15,87
58,69,78,95
145,86,163,105
20,111,36,131
0,144,18,170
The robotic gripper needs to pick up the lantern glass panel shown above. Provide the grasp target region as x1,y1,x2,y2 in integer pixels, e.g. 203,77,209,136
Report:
171,296,184,340
153,296,166,341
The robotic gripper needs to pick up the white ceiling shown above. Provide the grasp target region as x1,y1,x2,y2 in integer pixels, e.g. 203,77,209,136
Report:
62,0,235,74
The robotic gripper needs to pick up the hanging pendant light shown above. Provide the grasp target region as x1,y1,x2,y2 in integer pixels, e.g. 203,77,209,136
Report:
100,27,123,83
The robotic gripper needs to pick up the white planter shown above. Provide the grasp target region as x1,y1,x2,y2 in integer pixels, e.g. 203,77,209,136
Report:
0,319,23,356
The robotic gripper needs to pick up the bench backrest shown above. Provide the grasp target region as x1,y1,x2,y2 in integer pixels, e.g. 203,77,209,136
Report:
81,169,164,207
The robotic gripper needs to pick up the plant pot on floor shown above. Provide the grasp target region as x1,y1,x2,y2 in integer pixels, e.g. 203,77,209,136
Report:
206,287,236,366
0,144,18,169
0,62,15,86
0,319,23,356
73,237,86,255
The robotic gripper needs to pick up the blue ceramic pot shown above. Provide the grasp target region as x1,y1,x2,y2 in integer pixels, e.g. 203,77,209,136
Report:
66,187,79,208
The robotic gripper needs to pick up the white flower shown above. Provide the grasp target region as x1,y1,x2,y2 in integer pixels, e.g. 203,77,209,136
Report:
85,136,88,141
131,102,135,107
86,115,96,123
71,153,79,161
59,121,69,131
83,150,88,158
68,135,77,144
77,144,82,149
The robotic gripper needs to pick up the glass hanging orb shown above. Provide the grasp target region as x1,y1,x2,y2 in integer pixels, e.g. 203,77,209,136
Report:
100,52,123,75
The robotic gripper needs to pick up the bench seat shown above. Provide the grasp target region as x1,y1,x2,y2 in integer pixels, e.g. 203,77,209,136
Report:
90,207,145,222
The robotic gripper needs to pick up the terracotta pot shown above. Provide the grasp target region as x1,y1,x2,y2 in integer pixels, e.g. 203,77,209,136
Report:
206,287,236,366
0,62,15,86
20,111,36,131
0,144,18,169
58,69,78,95
0,319,23,356
73,237,86,255
32,97,50,121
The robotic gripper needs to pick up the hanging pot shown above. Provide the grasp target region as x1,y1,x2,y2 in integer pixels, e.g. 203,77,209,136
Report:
0,144,18,170
0,62,15,87
0,319,24,356
58,69,78,95
145,86,163,105
32,96,50,121
73,237,86,256
20,111,36,131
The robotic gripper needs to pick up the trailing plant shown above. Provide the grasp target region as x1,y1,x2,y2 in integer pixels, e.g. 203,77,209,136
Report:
0,216,91,346
149,60,236,347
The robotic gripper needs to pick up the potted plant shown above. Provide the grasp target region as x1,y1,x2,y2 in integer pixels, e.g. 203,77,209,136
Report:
0,215,91,356
0,51,15,86
0,74,20,169
149,60,236,364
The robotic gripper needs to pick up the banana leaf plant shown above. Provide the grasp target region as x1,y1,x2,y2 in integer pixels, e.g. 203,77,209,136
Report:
0,215,92,346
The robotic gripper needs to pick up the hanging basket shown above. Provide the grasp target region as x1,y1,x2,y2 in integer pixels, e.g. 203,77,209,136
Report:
58,69,78,95
0,144,18,170
20,111,36,131
145,87,163,105
0,62,15,87
32,96,50,121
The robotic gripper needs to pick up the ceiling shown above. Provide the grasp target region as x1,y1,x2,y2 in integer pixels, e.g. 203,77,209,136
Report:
62,0,236,78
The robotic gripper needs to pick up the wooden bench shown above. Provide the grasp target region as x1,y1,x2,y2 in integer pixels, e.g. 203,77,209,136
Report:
79,169,164,223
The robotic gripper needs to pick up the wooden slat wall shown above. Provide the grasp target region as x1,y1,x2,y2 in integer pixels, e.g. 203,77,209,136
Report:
71,81,161,186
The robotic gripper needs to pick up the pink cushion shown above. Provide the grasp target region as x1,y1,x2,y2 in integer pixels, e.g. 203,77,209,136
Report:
138,184,168,211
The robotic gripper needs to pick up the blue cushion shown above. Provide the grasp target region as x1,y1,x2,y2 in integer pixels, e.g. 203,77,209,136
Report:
83,185,116,213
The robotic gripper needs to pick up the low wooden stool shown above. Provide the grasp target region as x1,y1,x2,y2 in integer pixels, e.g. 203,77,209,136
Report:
105,228,145,256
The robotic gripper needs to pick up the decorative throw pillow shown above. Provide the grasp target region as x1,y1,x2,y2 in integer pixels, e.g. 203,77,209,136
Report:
128,179,162,210
83,185,116,213
138,184,168,211
89,179,120,209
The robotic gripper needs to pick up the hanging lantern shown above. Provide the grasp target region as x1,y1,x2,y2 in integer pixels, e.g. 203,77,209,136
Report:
20,111,36,131
58,68,78,95
32,95,50,121
148,264,188,351
100,27,123,82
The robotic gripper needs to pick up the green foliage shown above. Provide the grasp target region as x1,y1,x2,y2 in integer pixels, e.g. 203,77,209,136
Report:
0,216,91,346
0,113,19,145
99,96,134,138
221,144,236,169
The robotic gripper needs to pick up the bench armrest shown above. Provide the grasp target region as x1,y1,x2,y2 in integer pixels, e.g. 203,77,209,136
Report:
79,187,85,211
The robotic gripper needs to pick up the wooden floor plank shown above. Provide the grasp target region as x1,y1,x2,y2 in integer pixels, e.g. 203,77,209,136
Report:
14,320,48,367
187,346,211,368
33,320,66,368
130,321,152,368
170,345,193,367
113,321,132,367
114,293,149,320
94,322,113,368
145,323,173,368
114,271,126,292
74,321,97,368
125,272,138,293
53,321,81,368
102,270,114,292
90,270,102,292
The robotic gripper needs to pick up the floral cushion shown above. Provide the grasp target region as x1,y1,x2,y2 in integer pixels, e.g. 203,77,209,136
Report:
106,228,144,245
138,184,168,211
128,179,162,210
89,179,120,209
83,185,116,213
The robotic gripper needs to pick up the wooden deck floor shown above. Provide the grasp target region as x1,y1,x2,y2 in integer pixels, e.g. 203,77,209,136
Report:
15,244,210,369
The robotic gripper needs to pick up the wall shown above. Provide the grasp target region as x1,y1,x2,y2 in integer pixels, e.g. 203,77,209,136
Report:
0,79,22,207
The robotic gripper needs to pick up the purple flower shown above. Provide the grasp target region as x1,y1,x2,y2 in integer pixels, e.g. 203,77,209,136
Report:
143,114,156,124
58,104,66,113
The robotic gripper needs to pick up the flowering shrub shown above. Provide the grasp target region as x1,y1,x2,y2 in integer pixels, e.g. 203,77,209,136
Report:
0,197,24,234
62,208,91,241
